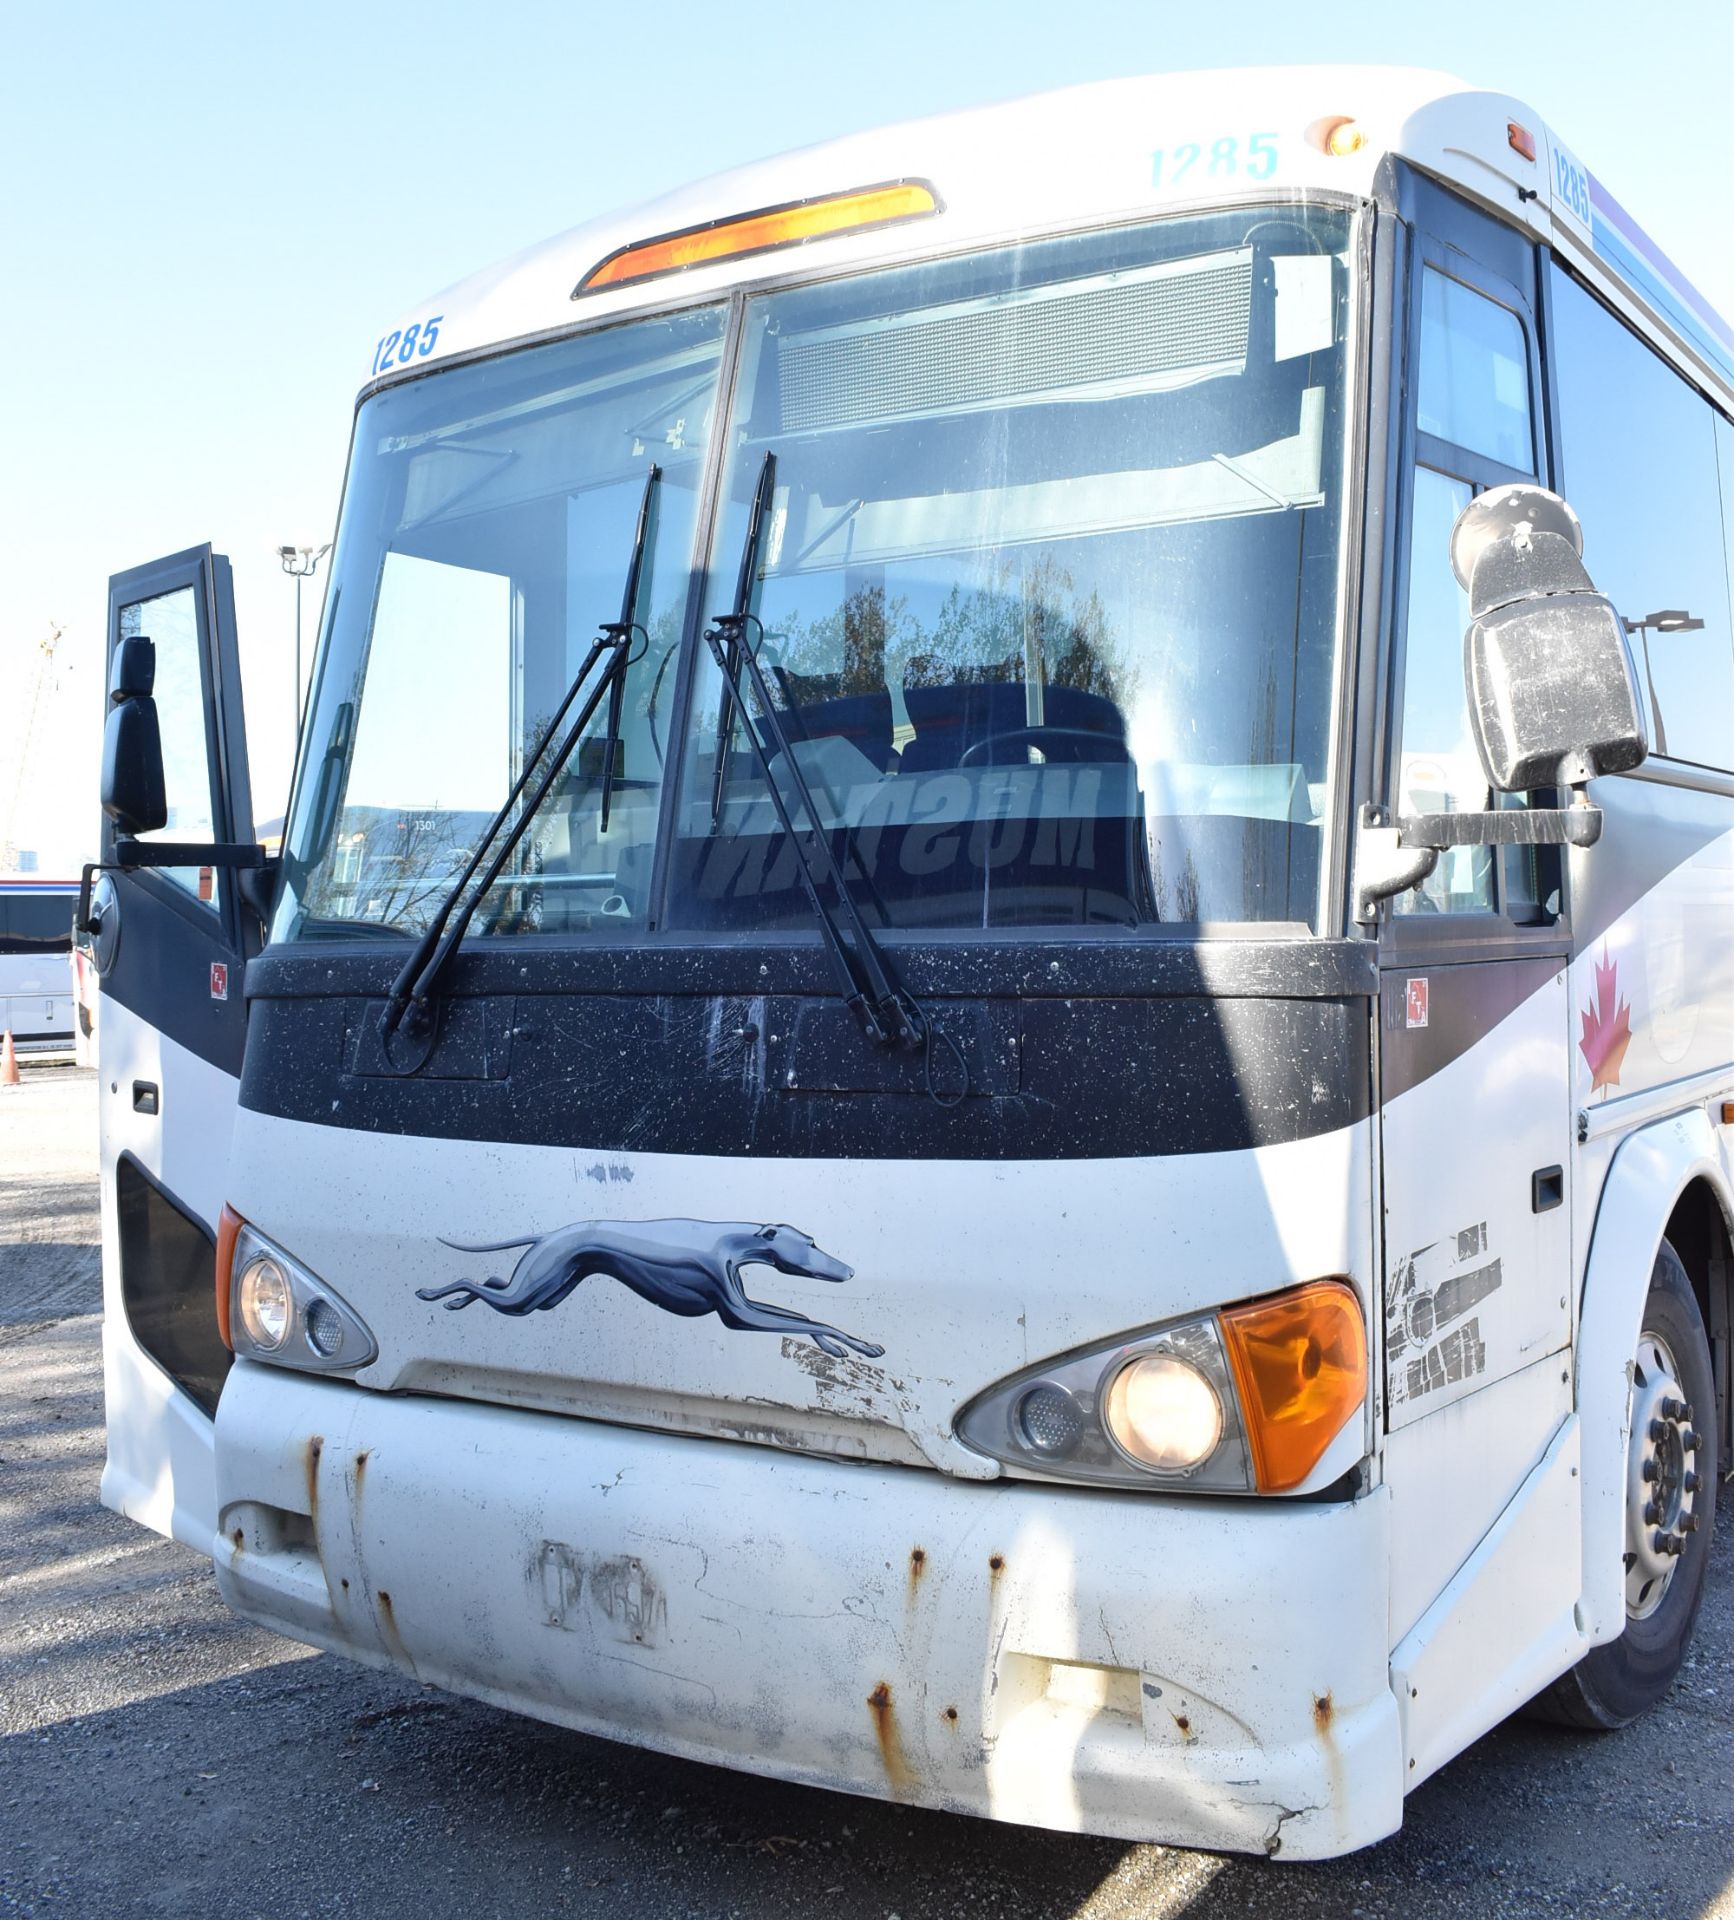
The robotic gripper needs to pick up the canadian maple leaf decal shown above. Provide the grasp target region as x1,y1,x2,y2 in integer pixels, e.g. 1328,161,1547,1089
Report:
1579,944,1633,1095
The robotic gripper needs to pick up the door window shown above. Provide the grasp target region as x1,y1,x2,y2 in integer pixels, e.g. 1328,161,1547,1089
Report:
119,585,221,908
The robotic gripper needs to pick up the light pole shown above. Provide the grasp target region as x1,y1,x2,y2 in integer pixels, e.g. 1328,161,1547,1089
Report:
1622,609,1703,759
279,542,332,731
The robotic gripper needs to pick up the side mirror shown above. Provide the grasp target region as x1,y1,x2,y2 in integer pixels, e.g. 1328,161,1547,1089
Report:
101,634,167,834
1450,484,1648,791
1354,483,1648,922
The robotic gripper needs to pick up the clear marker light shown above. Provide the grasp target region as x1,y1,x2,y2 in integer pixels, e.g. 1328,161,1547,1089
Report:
1102,1352,1223,1472
237,1255,292,1351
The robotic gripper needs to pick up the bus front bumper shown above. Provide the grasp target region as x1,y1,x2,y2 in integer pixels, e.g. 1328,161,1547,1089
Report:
213,1361,1404,1859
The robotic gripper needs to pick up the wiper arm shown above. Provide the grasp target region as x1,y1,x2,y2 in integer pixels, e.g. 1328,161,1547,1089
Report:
704,452,965,1105
382,463,661,1043
709,449,775,829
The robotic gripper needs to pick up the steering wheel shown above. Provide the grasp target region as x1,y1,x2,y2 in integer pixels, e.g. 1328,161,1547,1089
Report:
957,726,1132,768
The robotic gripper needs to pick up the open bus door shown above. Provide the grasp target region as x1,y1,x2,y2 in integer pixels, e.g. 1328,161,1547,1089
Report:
91,545,258,1553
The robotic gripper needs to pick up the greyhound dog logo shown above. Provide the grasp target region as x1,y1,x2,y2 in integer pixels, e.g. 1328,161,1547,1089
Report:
416,1219,884,1361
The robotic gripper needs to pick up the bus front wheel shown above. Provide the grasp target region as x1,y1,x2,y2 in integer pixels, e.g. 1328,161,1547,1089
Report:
1533,1238,1719,1729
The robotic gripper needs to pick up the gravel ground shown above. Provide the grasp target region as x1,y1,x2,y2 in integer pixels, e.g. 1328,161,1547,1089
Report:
2,1063,1731,1919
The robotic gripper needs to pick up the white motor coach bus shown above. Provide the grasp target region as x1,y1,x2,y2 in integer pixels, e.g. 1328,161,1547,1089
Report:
85,67,1734,1858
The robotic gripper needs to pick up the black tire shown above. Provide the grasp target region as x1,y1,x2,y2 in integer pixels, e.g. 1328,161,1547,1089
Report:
1530,1238,1719,1729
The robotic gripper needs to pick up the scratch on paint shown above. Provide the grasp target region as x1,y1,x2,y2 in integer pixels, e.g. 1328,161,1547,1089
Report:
1386,1218,1501,1405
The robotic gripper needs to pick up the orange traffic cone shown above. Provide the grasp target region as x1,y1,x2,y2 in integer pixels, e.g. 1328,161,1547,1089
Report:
1,1029,18,1086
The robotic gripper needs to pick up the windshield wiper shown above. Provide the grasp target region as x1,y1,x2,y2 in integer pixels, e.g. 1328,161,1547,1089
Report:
382,462,661,1045
704,452,966,1105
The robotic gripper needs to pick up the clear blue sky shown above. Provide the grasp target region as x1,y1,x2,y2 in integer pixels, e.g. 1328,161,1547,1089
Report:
3,0,1731,861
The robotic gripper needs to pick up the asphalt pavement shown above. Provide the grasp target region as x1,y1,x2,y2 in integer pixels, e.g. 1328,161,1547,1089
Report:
2,1063,1731,1919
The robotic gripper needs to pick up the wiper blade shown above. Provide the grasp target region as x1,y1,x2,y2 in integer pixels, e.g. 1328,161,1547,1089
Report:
704,452,966,1105
382,463,661,1044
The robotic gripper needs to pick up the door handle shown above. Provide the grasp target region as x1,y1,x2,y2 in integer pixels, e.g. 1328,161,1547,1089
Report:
1532,1165,1563,1213
131,1081,159,1116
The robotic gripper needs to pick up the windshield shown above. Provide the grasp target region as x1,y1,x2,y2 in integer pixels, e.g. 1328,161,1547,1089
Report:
273,307,725,942
675,207,1353,932
276,204,1356,947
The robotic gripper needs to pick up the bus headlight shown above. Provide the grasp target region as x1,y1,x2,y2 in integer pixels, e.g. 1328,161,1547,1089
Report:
218,1214,379,1375
1102,1351,1222,1471
237,1254,292,1352
955,1280,1366,1496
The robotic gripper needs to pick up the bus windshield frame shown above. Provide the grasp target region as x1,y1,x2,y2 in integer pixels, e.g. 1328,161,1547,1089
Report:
274,195,1366,952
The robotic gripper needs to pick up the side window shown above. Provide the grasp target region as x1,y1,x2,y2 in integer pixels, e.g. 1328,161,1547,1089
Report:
119,586,221,908
1416,269,1534,469
1550,266,1734,771
1397,268,1546,918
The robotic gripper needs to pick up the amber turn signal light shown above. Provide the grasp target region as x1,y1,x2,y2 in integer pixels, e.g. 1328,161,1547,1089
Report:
215,1203,245,1351
1307,116,1366,158
574,179,942,295
1220,1280,1367,1492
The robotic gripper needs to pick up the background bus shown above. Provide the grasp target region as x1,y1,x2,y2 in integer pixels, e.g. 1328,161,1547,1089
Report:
0,879,78,1051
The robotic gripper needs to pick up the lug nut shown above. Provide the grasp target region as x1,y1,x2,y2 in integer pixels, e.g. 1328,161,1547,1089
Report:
1644,1500,1659,1525
1661,1397,1680,1420
1682,1513,1699,1535
1642,1459,1659,1482
1650,1419,1668,1442
1653,1528,1671,1554
1684,1471,1699,1494
1683,1429,1700,1452
1670,1534,1685,1556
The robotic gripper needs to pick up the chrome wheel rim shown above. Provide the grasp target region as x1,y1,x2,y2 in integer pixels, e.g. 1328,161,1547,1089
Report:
1625,1328,1702,1620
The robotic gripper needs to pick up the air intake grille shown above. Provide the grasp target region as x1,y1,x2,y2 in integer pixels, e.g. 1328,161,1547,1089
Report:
777,249,1252,435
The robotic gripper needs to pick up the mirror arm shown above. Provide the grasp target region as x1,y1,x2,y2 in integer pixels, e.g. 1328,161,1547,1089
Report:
1352,806,1440,925
1397,795,1603,852
78,844,276,939
1352,790,1602,924
237,857,281,929
112,838,268,870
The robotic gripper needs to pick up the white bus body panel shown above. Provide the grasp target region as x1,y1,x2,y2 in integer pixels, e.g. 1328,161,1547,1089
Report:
220,1118,1376,1484
98,995,236,1555
371,69,1558,393
215,1360,1402,1860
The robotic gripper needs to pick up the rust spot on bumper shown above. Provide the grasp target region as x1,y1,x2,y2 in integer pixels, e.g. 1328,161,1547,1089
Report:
376,1589,417,1678
867,1681,916,1797
303,1435,324,1520
1313,1691,1334,1734
988,1553,1005,1578
907,1545,927,1596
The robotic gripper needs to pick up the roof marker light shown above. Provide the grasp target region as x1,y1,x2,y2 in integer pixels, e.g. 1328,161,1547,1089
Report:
1508,121,1537,163
1309,116,1366,158
574,179,943,297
